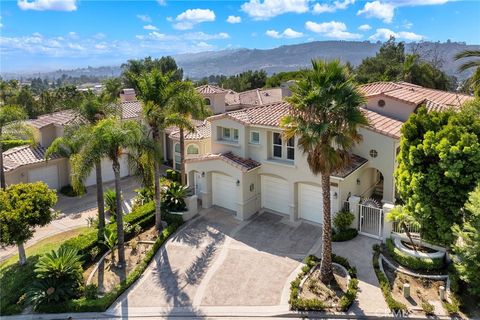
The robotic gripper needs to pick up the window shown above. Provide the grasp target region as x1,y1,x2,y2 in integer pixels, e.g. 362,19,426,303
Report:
222,127,231,140
378,99,386,107
250,131,260,144
273,132,282,158
287,137,295,160
187,144,199,155
205,98,211,105
233,129,239,141
220,127,239,142
369,149,378,158
174,143,181,169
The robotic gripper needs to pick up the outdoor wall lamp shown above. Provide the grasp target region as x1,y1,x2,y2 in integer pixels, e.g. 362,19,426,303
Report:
236,179,240,186
356,178,361,185
201,172,205,177
333,192,338,199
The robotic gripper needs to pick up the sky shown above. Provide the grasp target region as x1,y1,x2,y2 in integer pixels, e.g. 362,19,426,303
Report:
0,0,479,73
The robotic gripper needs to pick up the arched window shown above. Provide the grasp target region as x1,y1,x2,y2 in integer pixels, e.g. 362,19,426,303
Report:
187,144,199,155
204,98,211,106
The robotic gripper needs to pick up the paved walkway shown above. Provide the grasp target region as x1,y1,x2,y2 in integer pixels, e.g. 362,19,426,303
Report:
0,177,140,262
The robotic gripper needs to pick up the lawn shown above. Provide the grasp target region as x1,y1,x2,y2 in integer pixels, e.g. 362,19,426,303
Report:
0,227,91,315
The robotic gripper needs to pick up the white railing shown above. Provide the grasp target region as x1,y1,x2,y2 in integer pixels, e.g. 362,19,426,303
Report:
392,221,421,236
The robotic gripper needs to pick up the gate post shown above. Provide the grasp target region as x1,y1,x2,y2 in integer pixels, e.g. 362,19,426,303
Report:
382,202,395,243
348,196,361,230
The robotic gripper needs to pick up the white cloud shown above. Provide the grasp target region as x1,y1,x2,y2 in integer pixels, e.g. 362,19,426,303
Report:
266,28,303,39
68,31,78,39
313,0,355,14
137,14,151,22
143,24,158,31
183,32,230,40
357,1,394,23
403,20,413,29
241,0,309,20
305,21,362,39
369,28,424,41
173,8,215,30
358,0,452,23
17,0,77,11
226,15,242,24
358,24,371,31
93,33,106,40
157,0,166,5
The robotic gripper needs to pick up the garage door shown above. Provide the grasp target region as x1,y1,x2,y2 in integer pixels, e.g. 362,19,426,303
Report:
299,183,339,224
85,156,129,187
212,173,237,212
261,176,289,215
28,165,59,190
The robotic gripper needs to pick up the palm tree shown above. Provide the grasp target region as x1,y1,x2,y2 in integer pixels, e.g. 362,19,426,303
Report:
71,117,144,267
0,105,37,189
134,69,187,232
455,50,480,96
167,84,211,185
281,59,368,283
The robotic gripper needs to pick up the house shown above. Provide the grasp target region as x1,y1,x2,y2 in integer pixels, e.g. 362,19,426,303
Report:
184,81,473,239
3,102,142,189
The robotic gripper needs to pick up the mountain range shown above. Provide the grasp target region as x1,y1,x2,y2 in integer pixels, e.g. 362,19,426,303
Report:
3,40,479,81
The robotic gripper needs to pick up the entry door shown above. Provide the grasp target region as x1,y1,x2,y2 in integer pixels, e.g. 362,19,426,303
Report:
212,173,237,212
261,176,289,215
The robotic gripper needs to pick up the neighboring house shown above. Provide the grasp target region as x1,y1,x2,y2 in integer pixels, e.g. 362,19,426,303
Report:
2,102,142,189
185,81,473,239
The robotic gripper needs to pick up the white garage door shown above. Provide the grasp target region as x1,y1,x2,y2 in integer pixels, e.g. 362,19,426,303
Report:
299,183,339,224
84,156,129,187
261,176,289,215
28,165,59,190
212,173,237,212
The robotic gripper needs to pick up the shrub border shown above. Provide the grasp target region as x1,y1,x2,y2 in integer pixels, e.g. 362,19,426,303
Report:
289,254,358,312
385,238,444,271
332,228,358,242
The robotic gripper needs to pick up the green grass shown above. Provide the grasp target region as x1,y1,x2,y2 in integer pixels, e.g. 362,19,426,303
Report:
0,227,91,315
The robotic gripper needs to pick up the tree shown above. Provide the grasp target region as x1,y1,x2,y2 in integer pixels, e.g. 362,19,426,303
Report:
134,69,186,232
455,49,480,96
265,70,306,88
122,56,183,90
71,118,145,267
0,182,57,265
395,100,480,244
166,83,211,185
452,184,480,299
16,87,39,118
0,105,37,189
386,205,420,251
102,78,123,102
281,60,367,282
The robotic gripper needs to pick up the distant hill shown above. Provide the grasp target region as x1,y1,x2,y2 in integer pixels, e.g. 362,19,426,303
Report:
3,40,479,81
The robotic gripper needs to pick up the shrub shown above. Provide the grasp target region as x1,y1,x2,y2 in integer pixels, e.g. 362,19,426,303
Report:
422,301,435,315
165,169,181,183
59,185,84,197
332,228,358,242
104,189,121,220
84,284,98,300
34,247,83,285
27,278,76,310
443,297,460,315
61,228,98,265
162,182,188,212
385,238,444,271
338,278,358,311
1,139,30,151
132,187,154,210
333,210,355,231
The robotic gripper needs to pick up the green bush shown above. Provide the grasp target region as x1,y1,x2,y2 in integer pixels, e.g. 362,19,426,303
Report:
442,297,460,315
295,298,326,311
333,210,355,231
0,258,37,315
332,228,358,242
372,247,407,312
338,278,358,311
1,139,30,151
162,182,188,212
27,278,77,310
165,169,181,183
385,238,444,271
84,284,98,300
59,185,84,197
422,301,435,315
61,228,98,265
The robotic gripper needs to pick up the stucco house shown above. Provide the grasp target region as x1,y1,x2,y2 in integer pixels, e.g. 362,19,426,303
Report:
185,81,473,239
3,101,142,189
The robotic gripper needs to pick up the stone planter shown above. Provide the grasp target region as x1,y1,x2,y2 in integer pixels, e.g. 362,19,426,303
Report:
170,194,198,221
393,235,446,260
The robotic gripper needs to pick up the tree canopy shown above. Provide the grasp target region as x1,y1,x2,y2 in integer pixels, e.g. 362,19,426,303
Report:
395,99,480,244
195,70,268,92
122,56,183,90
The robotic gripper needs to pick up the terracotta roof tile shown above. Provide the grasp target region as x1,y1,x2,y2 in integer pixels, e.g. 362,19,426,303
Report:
331,154,368,179
196,84,229,94
121,101,142,119
186,152,261,172
28,109,81,128
2,145,61,172
362,109,403,139
169,120,211,140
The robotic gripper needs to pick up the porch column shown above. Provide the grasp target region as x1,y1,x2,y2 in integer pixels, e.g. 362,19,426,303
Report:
382,202,395,243
201,172,213,209
289,183,297,222
348,196,361,229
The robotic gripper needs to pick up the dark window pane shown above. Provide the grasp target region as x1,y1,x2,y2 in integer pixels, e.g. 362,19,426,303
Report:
287,137,294,147
273,145,282,157
273,132,282,145
287,147,295,160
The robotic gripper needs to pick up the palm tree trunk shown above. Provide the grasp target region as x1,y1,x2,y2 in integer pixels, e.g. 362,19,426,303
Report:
0,127,5,190
179,127,186,185
95,161,105,240
17,242,27,265
319,173,334,283
152,129,163,232
112,157,125,268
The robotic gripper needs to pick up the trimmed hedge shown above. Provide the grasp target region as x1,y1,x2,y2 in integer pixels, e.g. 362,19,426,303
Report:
1,139,30,151
36,221,181,313
290,254,358,312
332,228,358,242
372,245,407,312
385,238,444,271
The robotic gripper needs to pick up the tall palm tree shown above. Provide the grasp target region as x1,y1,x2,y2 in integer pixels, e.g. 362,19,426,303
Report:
281,59,368,283
0,105,37,189
134,69,188,232
455,50,480,96
167,84,211,185
71,117,144,267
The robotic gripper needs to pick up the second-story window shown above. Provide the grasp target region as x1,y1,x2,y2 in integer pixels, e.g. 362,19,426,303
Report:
287,137,295,160
273,132,282,158
221,127,239,142
250,131,260,144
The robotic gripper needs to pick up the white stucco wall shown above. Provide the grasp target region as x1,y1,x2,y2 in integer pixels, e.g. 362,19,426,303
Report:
364,95,416,122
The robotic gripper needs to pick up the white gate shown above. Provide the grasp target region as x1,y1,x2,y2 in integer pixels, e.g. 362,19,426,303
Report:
358,204,383,239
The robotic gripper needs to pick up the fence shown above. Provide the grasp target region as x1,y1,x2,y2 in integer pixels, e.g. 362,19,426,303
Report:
392,221,421,237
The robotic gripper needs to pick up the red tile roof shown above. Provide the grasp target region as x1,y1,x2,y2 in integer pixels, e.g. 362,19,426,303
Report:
362,109,403,139
169,120,211,140
331,154,368,179
2,145,61,172
196,84,229,94
186,152,261,172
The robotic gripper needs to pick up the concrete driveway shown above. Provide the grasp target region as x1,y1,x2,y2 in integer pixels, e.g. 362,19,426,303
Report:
110,209,323,317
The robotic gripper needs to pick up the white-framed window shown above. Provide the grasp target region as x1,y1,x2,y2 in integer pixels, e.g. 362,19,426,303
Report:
187,144,199,155
250,131,260,144
220,127,239,142
174,143,181,169
273,132,282,158
287,137,295,160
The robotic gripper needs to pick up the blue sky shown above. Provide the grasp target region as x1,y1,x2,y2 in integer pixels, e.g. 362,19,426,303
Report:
0,0,479,73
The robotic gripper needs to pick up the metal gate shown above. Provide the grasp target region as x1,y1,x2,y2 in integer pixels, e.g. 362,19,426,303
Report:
358,204,383,239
